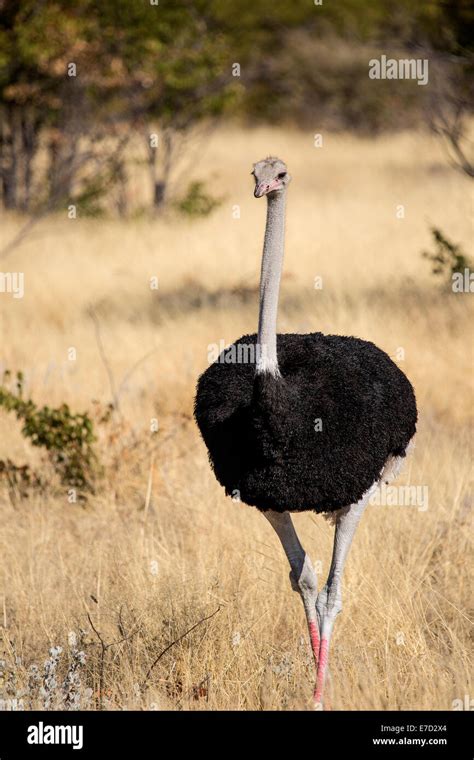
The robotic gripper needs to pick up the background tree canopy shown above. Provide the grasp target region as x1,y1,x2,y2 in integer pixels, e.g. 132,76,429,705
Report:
0,0,472,213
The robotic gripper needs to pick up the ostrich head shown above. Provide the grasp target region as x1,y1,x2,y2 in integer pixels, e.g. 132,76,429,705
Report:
252,156,291,198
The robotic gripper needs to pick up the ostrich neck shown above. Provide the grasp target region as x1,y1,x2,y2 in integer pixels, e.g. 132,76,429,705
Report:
256,191,286,376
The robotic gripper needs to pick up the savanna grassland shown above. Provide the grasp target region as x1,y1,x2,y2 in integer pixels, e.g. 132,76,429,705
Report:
0,126,472,711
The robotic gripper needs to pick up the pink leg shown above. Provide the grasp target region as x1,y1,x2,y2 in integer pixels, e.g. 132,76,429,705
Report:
308,620,320,668
314,486,375,707
314,638,329,704
265,511,320,697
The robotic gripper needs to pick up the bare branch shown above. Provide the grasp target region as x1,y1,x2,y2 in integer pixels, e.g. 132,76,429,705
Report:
89,309,121,414
117,349,157,401
87,610,141,710
142,606,221,688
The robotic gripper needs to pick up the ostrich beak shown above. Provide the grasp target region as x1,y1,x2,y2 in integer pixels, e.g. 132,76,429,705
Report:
254,179,282,198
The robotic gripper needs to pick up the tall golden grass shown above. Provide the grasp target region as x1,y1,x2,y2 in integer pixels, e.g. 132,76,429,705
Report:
0,126,472,710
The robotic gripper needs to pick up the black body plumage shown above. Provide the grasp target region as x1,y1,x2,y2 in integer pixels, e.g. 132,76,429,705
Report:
194,332,417,514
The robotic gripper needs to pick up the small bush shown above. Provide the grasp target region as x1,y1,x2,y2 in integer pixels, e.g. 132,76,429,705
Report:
422,227,472,286
0,459,42,502
175,181,222,218
0,371,98,492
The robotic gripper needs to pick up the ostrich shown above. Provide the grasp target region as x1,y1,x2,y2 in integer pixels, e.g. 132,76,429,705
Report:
194,157,417,706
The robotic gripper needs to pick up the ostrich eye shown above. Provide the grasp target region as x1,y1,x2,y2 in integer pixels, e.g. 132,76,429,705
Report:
277,172,286,179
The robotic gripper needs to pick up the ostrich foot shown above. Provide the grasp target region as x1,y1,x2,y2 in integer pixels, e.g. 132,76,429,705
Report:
313,585,342,707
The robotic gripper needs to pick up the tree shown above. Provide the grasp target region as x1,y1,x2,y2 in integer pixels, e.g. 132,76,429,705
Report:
0,0,238,214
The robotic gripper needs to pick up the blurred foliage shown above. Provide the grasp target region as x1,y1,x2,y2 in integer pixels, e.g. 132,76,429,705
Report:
175,181,222,218
0,370,98,491
0,0,237,213
0,0,472,213
422,227,472,284
0,458,42,501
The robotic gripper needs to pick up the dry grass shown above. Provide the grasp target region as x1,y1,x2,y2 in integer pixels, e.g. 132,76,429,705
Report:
0,126,472,711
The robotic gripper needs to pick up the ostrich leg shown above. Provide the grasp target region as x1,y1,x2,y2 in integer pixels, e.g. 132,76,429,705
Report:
314,486,375,706
264,511,320,680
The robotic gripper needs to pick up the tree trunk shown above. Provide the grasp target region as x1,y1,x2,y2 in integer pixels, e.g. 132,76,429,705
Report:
48,131,79,205
19,111,40,211
0,106,19,210
153,181,166,208
146,128,174,213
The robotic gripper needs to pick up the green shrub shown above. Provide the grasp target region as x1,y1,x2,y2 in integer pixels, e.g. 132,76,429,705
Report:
0,371,98,492
422,227,472,286
175,181,222,218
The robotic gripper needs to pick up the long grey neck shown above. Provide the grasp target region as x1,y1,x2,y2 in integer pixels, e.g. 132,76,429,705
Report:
256,190,286,377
